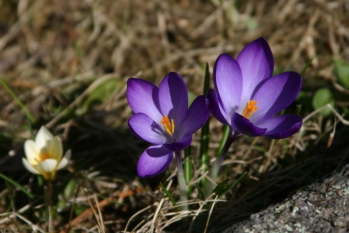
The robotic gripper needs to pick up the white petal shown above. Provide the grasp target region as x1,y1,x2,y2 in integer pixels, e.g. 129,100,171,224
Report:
48,137,63,161
24,140,40,165
38,159,57,172
36,126,54,149
56,149,71,170
22,158,40,174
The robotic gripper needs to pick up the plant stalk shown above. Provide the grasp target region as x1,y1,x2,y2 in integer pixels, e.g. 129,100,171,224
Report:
203,128,239,197
175,150,188,210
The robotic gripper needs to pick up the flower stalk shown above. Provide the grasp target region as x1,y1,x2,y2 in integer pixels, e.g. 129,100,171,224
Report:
203,128,239,197
175,151,188,210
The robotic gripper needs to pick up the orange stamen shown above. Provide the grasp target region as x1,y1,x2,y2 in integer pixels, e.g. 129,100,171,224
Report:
160,116,175,135
242,100,258,119
39,152,50,161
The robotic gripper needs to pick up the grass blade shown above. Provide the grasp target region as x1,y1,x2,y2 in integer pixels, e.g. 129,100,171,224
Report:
213,172,247,197
216,125,230,157
160,182,176,206
0,173,34,199
0,78,35,123
200,63,211,186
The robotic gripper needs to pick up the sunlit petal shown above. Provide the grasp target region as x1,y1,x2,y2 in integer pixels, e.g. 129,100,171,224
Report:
237,37,274,105
47,137,63,161
214,54,242,115
127,78,162,122
178,95,209,138
251,72,302,123
38,159,58,173
128,113,167,144
22,158,40,175
24,140,40,165
56,149,71,170
36,126,54,149
159,72,188,126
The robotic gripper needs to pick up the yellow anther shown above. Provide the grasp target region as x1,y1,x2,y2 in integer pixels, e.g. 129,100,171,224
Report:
242,100,258,119
160,116,175,135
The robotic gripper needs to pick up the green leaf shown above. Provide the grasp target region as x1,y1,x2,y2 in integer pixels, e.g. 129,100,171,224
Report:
57,179,77,211
196,184,205,200
203,63,210,95
246,17,258,31
76,79,121,115
160,182,177,206
216,125,230,157
0,173,34,199
200,63,210,186
312,88,335,117
212,178,230,195
74,205,88,216
301,59,314,77
334,59,349,88
212,172,246,197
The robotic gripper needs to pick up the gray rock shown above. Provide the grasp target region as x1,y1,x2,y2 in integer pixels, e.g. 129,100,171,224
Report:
223,164,349,233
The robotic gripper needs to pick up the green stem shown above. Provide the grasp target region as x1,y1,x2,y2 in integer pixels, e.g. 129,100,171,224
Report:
48,205,53,233
45,181,53,233
175,150,188,210
184,147,193,196
203,128,239,197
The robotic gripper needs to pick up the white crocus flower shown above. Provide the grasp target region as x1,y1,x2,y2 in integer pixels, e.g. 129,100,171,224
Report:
22,126,71,180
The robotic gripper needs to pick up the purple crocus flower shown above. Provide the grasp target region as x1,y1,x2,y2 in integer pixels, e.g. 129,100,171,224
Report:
208,37,302,139
127,72,209,178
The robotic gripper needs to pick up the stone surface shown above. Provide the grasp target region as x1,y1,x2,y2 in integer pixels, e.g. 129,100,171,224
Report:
223,164,349,233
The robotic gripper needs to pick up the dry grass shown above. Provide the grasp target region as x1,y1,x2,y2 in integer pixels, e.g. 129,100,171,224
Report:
0,0,349,232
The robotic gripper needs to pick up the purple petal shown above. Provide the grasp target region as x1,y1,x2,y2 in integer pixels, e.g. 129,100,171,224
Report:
177,95,209,139
251,72,302,123
128,113,167,144
258,114,302,139
164,137,192,151
237,38,274,105
127,78,162,122
137,145,173,178
207,89,229,125
213,54,242,115
231,112,267,137
159,72,188,126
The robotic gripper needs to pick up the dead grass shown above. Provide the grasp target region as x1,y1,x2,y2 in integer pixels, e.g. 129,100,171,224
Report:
0,0,349,232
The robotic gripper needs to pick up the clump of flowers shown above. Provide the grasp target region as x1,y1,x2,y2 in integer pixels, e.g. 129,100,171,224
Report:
22,126,71,180
126,38,303,201
127,72,209,178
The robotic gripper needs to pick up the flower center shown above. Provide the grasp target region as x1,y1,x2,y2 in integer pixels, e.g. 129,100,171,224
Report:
39,152,50,162
242,100,258,119
160,116,175,135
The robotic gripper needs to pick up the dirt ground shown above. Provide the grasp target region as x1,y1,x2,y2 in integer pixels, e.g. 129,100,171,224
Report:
0,0,349,232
